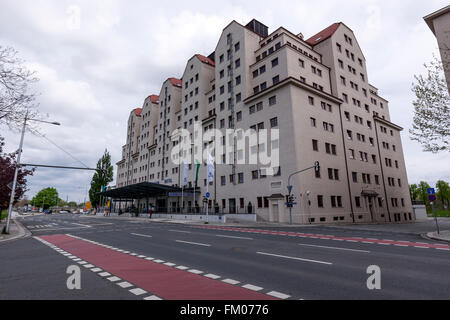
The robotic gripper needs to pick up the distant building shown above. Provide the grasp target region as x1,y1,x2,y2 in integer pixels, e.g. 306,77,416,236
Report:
424,5,450,91
115,19,413,224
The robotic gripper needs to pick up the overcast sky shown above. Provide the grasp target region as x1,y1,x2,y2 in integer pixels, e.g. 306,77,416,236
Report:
1,0,449,204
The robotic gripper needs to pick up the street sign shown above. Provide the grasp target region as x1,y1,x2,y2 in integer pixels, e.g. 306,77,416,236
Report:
427,188,435,195
287,185,293,193
205,192,211,199
428,194,437,202
7,181,13,190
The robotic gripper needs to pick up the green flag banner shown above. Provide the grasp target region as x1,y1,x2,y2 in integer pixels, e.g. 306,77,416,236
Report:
195,160,201,185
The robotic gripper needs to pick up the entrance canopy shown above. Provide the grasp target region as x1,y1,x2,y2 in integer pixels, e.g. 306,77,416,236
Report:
100,182,182,199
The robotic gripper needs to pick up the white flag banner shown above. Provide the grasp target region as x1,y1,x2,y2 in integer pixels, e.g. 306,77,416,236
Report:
207,153,215,183
182,161,188,187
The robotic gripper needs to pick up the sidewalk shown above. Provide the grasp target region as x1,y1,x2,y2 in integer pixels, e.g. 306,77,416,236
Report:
426,230,450,243
0,215,31,243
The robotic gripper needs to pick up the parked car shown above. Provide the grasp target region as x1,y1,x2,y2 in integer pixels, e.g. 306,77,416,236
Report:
59,210,69,214
44,209,52,214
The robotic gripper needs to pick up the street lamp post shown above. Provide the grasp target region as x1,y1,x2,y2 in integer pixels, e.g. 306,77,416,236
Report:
5,114,60,233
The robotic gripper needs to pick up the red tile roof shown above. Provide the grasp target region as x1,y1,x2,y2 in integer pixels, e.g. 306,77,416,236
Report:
133,108,142,116
195,54,215,67
169,77,182,87
306,23,340,46
147,94,159,104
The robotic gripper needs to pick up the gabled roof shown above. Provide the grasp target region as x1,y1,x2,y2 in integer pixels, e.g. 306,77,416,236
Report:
306,22,341,46
169,77,182,87
195,54,215,67
133,108,142,116
147,94,159,104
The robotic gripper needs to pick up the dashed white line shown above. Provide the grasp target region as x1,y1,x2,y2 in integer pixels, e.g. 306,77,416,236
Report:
131,233,153,238
129,288,147,296
91,268,102,272
175,240,211,247
107,276,121,282
204,274,221,280
267,291,291,299
83,264,95,268
117,282,133,288
153,259,165,264
144,295,162,300
222,279,240,285
257,252,333,265
164,262,176,267
188,269,203,275
216,234,253,240
176,266,189,270
169,230,192,234
242,284,263,292
99,272,111,277
298,243,370,253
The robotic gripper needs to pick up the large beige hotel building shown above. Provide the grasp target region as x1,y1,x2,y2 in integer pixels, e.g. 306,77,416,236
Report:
114,19,414,224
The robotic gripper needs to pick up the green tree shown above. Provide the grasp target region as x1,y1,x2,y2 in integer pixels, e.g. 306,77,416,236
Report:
409,183,419,202
436,180,449,208
89,149,113,208
31,188,59,210
410,55,450,153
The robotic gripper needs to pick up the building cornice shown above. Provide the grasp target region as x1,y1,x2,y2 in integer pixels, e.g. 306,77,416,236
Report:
244,76,342,105
373,115,403,131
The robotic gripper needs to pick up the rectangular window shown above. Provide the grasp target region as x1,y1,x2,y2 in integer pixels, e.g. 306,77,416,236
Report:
272,75,280,85
355,197,361,208
272,58,279,67
310,117,316,127
270,117,278,128
312,139,319,151
308,96,314,105
318,195,324,208
269,96,277,106
238,173,244,184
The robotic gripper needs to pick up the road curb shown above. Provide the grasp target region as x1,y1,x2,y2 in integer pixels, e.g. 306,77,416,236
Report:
422,232,450,244
0,218,32,244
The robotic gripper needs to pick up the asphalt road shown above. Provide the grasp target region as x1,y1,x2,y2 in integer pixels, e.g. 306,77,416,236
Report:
1,213,449,300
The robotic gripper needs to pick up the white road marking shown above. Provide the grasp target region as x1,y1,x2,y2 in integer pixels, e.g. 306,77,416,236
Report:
164,262,176,267
176,240,211,247
99,272,111,277
71,223,92,228
267,291,291,299
78,261,87,265
153,259,165,263
138,255,146,258
169,230,192,234
83,264,95,268
91,268,102,272
216,234,253,240
107,277,121,282
145,257,155,261
242,284,263,291
257,252,333,265
130,253,138,256
130,288,147,296
394,244,408,247
222,279,240,285
131,233,153,238
188,269,203,275
144,295,162,300
436,247,450,251
117,282,133,288
176,266,189,270
204,274,221,279
298,243,370,253
414,246,429,249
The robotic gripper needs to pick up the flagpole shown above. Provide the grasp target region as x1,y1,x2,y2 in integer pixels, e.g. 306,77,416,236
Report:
181,186,184,214
206,177,209,223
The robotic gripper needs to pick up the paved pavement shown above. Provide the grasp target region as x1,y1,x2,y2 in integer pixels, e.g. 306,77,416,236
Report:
1,213,449,300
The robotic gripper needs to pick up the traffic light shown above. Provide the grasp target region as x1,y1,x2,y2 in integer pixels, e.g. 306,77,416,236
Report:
314,161,320,173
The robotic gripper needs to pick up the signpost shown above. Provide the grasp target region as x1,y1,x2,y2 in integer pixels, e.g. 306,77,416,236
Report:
428,188,440,234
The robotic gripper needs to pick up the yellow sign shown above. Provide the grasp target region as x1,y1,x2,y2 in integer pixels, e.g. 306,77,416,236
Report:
107,201,110,207
86,202,92,209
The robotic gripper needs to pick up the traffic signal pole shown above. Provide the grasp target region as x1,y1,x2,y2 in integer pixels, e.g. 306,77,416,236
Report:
287,162,320,225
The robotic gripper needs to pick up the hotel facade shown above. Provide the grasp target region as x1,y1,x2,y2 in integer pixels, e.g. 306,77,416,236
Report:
114,19,414,224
